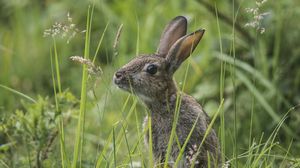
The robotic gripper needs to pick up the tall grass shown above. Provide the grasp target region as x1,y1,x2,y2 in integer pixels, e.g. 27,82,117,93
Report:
0,84,36,103
71,5,93,168
50,47,67,168
1,0,300,167
214,3,226,165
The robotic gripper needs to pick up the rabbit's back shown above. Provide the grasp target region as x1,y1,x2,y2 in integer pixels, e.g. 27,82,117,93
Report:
143,93,220,167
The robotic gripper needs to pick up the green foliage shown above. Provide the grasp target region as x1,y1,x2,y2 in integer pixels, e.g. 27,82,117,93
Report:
0,91,78,167
0,0,300,167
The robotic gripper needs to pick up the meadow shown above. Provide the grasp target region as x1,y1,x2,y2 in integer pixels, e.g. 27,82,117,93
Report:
0,0,300,167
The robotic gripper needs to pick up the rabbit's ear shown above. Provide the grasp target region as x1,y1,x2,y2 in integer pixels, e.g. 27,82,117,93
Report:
165,29,205,74
156,16,187,56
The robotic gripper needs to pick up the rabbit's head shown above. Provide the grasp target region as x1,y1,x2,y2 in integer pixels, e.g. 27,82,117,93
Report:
113,16,204,102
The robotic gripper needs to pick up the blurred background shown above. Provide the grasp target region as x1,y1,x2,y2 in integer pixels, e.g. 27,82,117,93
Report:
0,0,300,167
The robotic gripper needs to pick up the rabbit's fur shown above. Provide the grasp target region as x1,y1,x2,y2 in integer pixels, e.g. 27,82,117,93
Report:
114,16,220,167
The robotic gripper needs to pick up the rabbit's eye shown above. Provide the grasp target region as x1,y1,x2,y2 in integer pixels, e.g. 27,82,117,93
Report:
146,64,157,75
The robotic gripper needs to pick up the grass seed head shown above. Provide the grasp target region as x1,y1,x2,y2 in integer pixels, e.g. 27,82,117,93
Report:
245,0,269,34
43,12,84,43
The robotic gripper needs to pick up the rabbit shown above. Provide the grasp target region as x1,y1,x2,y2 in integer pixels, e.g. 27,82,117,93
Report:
113,16,220,167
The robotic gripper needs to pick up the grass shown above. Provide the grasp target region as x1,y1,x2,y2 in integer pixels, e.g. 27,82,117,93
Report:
0,84,36,103
71,5,92,168
215,2,226,165
0,0,300,167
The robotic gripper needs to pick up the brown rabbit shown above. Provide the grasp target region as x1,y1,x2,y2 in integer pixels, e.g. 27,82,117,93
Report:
113,16,220,167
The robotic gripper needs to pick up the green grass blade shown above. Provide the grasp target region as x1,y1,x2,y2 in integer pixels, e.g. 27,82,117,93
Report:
92,22,109,63
0,159,10,168
52,38,62,93
95,130,114,168
50,49,59,111
199,99,223,157
107,99,138,167
214,3,226,164
147,113,154,168
214,53,291,107
112,127,117,167
279,139,293,168
174,113,200,167
163,61,191,168
0,84,36,103
135,18,140,56
50,48,69,167
71,5,93,168
121,125,133,168
235,70,294,136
